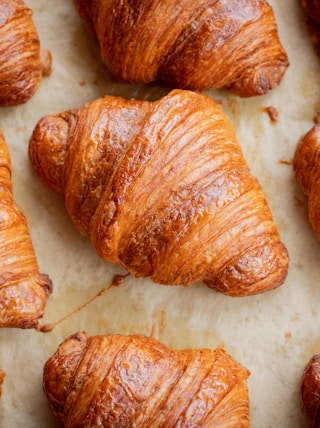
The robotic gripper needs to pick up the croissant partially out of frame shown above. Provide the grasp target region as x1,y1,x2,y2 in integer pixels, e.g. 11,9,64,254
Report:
300,353,320,427
0,130,52,328
299,0,320,54
43,332,250,427
29,89,289,297
0,0,52,107
293,125,320,241
72,0,289,97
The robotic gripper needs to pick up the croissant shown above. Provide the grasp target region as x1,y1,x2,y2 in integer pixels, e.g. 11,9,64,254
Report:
0,130,52,328
28,89,289,297
299,0,320,53
72,0,289,97
43,332,250,427
300,353,320,427
0,0,52,107
293,124,320,240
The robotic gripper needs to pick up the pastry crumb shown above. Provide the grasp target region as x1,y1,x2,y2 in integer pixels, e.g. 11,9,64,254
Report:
278,158,292,165
0,369,5,396
261,106,279,124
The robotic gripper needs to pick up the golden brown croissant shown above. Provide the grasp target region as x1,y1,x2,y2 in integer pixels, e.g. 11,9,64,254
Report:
300,354,320,428
0,130,52,328
43,332,250,427
72,0,289,97
299,0,320,54
0,0,52,107
293,124,320,240
28,89,289,297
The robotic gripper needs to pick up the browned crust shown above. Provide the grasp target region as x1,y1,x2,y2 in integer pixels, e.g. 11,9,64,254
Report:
293,125,320,241
301,354,320,428
0,130,52,329
72,0,288,97
29,90,289,297
0,0,52,106
43,332,250,427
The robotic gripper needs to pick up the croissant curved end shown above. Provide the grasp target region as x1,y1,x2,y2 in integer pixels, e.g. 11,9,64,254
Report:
43,332,87,420
29,113,70,195
228,61,289,98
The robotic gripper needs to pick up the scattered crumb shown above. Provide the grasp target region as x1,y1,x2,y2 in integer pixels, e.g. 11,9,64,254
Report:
225,97,239,116
261,106,280,124
15,125,27,132
150,310,167,340
36,322,55,333
0,369,5,396
285,332,292,340
79,81,86,87
278,158,292,165
40,49,52,77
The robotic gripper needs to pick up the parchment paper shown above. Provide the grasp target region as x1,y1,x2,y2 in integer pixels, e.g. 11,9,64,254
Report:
0,1,320,427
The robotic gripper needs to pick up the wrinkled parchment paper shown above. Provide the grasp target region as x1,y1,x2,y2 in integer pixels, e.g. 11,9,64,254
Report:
1,1,320,427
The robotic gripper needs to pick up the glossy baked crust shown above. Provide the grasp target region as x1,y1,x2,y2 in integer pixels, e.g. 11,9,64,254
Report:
28,89,289,297
0,0,52,106
72,0,289,97
301,354,320,428
0,130,52,328
293,124,320,240
43,332,250,427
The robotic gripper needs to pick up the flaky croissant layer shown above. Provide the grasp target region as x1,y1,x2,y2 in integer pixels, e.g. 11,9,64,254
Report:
293,125,320,240
0,130,52,328
0,0,52,106
43,332,250,427
73,0,289,97
29,89,289,296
